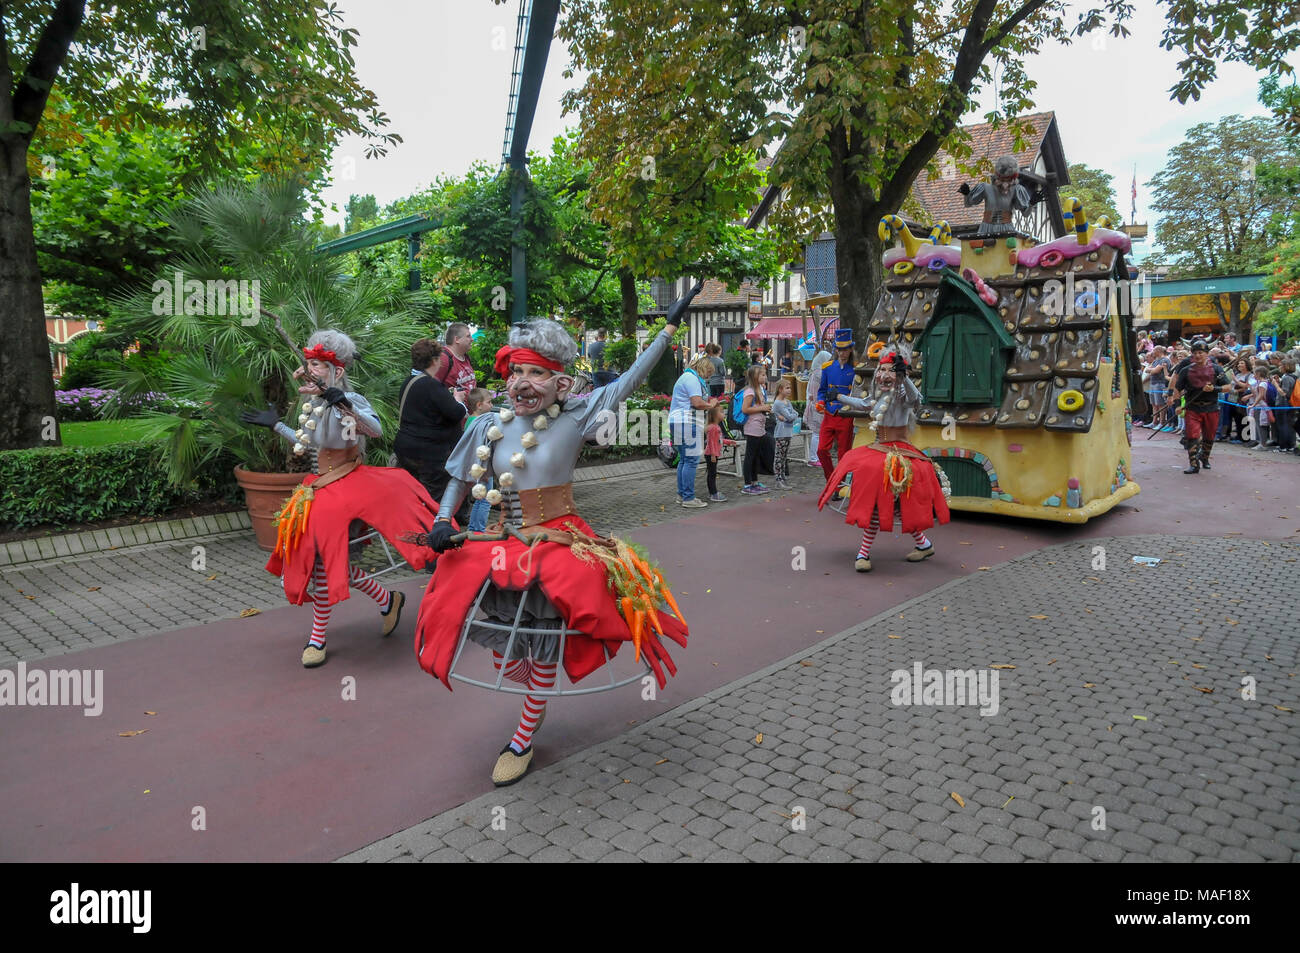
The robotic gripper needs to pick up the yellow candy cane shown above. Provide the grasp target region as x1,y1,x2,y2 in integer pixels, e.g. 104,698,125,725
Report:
878,214,924,258
1063,197,1093,245
928,220,952,246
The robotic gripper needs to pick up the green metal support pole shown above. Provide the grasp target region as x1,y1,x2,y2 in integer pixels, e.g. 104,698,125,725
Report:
510,165,527,325
407,235,420,292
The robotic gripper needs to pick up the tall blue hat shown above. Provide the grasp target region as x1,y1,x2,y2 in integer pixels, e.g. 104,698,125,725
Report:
833,328,855,349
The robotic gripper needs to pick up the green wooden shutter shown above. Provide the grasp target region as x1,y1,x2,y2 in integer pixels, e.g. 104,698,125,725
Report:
956,319,996,403
923,321,954,402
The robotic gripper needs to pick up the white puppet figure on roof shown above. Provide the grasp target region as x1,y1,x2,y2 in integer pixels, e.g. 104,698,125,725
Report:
816,350,951,572
240,329,441,669
411,286,702,787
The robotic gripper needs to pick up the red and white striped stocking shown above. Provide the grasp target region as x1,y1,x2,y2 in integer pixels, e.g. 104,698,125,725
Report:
509,660,557,753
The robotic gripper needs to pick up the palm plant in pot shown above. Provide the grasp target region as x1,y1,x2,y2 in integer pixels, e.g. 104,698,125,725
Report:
108,179,431,550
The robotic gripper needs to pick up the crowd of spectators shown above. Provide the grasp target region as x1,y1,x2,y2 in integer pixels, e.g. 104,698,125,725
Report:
1135,330,1298,456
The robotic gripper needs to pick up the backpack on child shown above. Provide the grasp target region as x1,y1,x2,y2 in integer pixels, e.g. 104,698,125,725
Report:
732,388,750,426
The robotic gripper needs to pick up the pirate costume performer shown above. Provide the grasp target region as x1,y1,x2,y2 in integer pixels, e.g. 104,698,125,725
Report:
242,330,441,668
414,288,700,787
816,350,951,571
1172,340,1231,474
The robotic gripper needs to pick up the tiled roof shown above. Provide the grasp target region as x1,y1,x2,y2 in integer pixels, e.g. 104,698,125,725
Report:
692,279,760,308
911,112,1057,229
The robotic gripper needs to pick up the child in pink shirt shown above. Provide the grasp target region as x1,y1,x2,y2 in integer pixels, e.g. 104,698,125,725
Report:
704,404,726,502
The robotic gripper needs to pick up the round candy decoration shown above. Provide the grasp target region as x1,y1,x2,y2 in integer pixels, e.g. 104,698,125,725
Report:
1057,390,1085,413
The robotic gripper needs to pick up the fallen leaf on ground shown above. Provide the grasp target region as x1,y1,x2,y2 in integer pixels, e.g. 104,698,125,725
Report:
87,586,101,591
1047,659,1057,665
1132,715,1148,721
799,660,815,667
950,792,965,808
1029,614,1048,620
206,574,217,581
1275,706,1294,713
888,634,901,639
655,759,668,765
977,566,991,571
144,711,157,716
1226,618,1239,625
755,733,764,744
960,541,972,545
1002,796,1015,808
1191,664,1206,669
238,608,261,618
942,606,948,611
118,729,149,737
1084,682,1096,688
990,664,1015,670
1195,686,1214,694
815,629,824,633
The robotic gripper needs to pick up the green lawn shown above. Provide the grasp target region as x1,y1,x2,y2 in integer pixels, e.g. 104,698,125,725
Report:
61,419,161,447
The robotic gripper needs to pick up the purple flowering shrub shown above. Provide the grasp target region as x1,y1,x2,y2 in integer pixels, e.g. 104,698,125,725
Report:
54,388,199,422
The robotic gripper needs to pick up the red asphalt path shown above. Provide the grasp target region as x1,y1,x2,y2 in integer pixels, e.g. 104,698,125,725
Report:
1,436,1295,861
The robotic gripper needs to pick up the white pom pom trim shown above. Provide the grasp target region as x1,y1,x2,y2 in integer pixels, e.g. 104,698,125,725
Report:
471,483,488,500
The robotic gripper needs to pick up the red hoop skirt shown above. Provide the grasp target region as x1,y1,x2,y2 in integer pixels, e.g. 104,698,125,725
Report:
816,440,950,533
414,514,688,691
265,465,440,607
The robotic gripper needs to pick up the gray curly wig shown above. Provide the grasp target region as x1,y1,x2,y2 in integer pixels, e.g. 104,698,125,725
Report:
305,328,357,386
508,318,577,370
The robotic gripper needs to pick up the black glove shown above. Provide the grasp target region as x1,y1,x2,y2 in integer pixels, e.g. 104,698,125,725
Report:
958,182,971,196
427,521,463,553
239,404,280,429
665,281,705,326
320,387,351,409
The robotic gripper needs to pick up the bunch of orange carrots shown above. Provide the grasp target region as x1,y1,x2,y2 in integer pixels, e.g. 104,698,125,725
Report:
272,485,314,562
611,546,684,662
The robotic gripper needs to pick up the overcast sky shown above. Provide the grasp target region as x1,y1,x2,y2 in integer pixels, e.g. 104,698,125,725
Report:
320,0,1291,256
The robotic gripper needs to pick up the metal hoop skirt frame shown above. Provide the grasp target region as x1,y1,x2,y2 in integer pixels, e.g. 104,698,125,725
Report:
447,576,653,697
346,527,407,584
829,472,853,515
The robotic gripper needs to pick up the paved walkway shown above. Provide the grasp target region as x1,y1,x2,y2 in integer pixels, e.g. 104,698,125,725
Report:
0,454,780,665
343,534,1299,863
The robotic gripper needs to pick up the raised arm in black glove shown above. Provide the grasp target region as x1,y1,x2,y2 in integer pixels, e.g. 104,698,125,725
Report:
665,281,705,330
239,405,280,428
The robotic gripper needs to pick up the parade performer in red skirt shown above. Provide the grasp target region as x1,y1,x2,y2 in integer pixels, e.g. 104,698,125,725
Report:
242,329,440,668
413,286,702,786
816,350,950,572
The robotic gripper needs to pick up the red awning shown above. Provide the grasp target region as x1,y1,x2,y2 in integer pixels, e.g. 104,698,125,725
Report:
745,317,839,340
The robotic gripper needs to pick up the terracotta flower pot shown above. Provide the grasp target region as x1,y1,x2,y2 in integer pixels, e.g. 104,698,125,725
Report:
233,466,305,552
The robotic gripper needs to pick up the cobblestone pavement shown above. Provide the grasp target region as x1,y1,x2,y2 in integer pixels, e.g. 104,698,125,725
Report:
342,535,1300,863
0,452,823,664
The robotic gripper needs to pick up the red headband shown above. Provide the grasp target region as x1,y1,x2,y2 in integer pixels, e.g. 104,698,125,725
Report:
879,351,908,369
303,345,345,369
495,346,565,379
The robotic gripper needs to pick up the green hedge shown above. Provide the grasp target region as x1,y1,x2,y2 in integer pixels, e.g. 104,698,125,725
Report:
0,442,240,531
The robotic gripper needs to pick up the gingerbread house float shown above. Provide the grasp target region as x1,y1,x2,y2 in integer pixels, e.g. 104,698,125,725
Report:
848,197,1145,523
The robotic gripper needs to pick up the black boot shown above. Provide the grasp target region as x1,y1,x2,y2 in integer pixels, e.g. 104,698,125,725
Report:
1184,439,1200,474
1200,441,1213,470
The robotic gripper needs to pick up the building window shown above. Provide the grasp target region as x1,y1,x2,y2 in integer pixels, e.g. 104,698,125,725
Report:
648,277,673,313
803,239,837,297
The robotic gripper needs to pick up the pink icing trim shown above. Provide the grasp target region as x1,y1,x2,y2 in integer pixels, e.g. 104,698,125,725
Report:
883,244,960,268
1016,227,1132,269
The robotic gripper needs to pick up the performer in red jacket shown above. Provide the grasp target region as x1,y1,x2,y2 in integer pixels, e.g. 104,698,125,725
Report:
817,350,950,572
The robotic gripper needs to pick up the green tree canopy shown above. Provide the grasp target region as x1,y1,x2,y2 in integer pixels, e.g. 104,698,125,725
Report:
1064,163,1121,225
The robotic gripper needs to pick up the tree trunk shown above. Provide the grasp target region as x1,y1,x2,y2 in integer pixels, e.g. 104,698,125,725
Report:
0,141,59,449
827,185,884,356
619,268,639,338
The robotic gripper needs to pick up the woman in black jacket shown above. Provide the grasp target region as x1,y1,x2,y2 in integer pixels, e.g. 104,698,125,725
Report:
395,338,470,524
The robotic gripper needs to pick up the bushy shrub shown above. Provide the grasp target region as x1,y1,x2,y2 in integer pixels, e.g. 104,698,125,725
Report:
0,443,239,531
54,388,199,422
